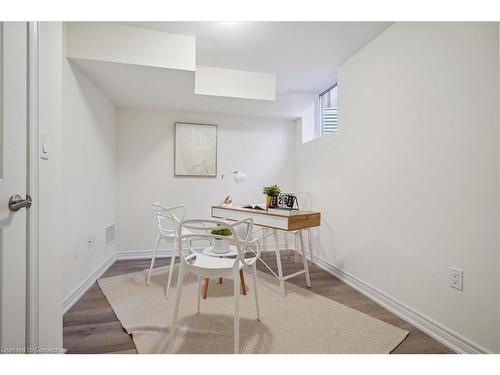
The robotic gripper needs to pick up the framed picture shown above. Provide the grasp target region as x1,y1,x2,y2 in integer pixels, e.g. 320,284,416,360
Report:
174,122,217,177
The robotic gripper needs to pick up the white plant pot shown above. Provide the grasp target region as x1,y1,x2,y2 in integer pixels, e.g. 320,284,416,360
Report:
213,238,230,254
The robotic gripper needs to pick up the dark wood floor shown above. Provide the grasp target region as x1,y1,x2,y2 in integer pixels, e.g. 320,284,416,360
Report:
63,251,454,354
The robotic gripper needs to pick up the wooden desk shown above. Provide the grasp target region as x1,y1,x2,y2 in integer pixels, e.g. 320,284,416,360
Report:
211,205,320,231
211,205,321,296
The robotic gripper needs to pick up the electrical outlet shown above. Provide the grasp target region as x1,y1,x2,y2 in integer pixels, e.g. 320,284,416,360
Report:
87,235,96,248
73,242,80,258
449,267,463,291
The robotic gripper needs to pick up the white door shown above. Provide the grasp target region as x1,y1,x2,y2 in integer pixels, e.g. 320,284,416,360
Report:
0,22,29,352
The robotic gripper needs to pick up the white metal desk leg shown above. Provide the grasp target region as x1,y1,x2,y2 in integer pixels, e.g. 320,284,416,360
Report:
262,228,267,252
273,228,286,296
307,228,314,265
294,233,299,263
299,230,311,288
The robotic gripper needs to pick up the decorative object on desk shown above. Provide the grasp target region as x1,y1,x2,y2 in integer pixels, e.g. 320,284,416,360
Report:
221,195,233,207
220,171,246,204
262,184,281,208
243,203,266,210
276,193,299,211
174,122,217,177
210,226,232,254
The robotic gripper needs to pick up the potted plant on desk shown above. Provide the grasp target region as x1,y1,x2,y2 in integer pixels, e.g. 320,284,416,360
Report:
210,226,232,254
263,184,281,209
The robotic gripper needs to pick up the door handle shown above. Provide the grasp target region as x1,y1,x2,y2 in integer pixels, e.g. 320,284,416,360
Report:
8,194,32,212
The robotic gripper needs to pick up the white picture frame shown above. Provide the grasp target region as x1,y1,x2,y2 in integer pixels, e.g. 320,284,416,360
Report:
174,122,217,177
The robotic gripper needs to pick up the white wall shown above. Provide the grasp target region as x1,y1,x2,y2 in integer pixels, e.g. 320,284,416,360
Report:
62,33,117,298
38,22,63,349
296,22,499,352
298,99,317,144
116,109,295,253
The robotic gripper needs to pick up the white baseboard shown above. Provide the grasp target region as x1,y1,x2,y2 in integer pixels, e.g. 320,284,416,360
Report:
62,253,117,314
313,255,493,354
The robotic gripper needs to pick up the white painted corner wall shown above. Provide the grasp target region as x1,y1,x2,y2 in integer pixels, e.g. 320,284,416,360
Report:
62,27,117,299
115,109,296,254
296,22,499,353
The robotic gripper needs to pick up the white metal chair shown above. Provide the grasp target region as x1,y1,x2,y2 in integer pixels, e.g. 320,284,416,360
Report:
147,202,188,299
168,218,261,354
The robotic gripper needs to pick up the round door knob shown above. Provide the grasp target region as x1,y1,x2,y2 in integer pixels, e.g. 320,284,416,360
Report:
8,194,32,212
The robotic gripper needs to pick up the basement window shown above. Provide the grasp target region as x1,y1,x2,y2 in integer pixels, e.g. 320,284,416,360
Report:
319,83,338,136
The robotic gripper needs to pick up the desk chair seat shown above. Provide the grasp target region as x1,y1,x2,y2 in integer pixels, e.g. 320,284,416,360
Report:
169,218,261,354
192,253,245,270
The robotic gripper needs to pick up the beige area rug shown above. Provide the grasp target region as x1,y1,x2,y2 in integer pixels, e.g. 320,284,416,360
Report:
97,265,408,354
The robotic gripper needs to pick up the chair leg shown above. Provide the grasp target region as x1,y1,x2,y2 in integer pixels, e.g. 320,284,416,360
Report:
147,236,162,286
273,229,286,297
168,262,185,353
299,230,311,288
196,275,202,314
164,238,177,298
252,264,260,321
202,278,209,299
233,269,240,354
239,269,247,295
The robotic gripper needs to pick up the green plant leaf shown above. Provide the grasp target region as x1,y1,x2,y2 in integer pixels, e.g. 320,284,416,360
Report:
262,184,281,197
210,226,232,237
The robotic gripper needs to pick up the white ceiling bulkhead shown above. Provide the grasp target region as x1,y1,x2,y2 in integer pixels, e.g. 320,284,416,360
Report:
65,21,390,119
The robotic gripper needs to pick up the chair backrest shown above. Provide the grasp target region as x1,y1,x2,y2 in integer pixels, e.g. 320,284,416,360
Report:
178,218,260,267
151,202,186,237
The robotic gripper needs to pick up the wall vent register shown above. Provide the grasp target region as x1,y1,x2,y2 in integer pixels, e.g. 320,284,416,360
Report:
105,224,115,247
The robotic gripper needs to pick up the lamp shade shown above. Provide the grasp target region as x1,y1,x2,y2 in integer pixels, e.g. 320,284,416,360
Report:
233,171,246,183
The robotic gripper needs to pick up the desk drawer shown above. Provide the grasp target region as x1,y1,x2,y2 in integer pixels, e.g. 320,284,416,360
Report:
212,207,289,230
288,213,321,231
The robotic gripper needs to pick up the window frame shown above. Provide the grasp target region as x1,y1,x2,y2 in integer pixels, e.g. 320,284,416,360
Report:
317,82,338,137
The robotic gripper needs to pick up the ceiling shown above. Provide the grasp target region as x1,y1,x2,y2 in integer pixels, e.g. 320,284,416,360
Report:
71,22,391,119
70,58,317,119
119,21,391,94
